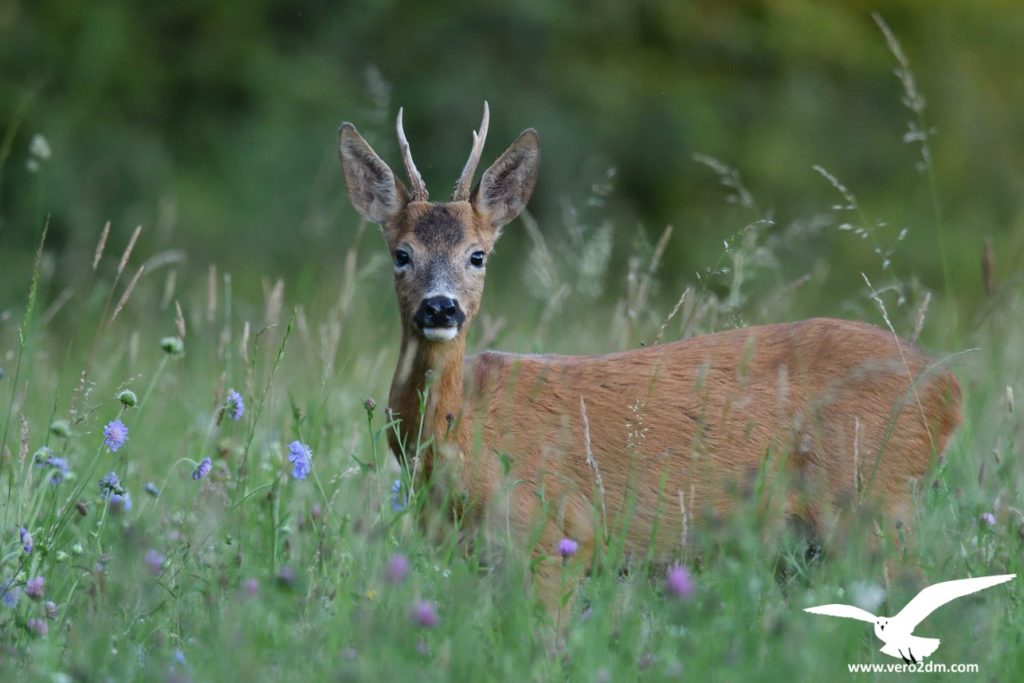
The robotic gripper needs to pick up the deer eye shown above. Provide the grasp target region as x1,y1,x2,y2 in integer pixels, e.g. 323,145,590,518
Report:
469,251,486,268
394,249,411,268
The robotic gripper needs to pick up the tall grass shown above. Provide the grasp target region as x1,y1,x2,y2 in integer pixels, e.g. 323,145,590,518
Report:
2,23,1023,683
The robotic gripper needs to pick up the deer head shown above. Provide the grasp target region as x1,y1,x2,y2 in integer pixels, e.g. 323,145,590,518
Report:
338,103,539,344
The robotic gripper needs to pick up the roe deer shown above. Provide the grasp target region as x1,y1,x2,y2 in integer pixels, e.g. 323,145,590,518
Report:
337,103,962,619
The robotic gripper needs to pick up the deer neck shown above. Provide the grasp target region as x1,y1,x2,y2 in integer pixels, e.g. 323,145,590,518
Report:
388,331,467,478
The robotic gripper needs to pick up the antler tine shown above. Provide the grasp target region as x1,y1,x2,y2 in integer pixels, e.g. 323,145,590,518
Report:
451,101,490,201
396,107,428,202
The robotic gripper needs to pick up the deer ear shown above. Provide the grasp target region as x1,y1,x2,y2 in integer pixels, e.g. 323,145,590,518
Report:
473,129,539,230
338,123,407,224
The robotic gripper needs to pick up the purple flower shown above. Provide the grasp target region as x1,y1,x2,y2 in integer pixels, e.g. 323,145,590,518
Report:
241,578,260,596
226,389,245,421
109,493,132,514
144,481,160,497
27,618,47,637
144,549,165,575
287,441,312,480
980,512,997,527
666,563,695,599
276,566,297,586
103,419,128,452
385,553,410,584
25,576,44,600
44,601,58,619
20,527,32,555
410,600,439,628
99,471,123,496
1,579,19,608
34,448,69,484
192,457,212,481
558,538,579,559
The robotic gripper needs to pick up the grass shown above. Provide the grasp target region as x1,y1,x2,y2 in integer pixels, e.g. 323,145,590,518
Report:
3,33,1024,683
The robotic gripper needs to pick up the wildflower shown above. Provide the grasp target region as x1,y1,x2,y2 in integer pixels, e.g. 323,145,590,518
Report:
144,549,165,575
1,580,19,608
103,419,128,452
117,389,138,407
225,389,245,421
160,336,185,356
35,448,69,484
144,481,160,497
287,441,312,481
981,512,997,527
558,538,579,559
410,600,439,628
389,479,406,511
363,397,376,414
29,133,52,160
44,601,58,619
20,527,32,555
99,471,125,498
109,493,132,514
276,566,296,587
27,618,48,637
25,576,45,600
241,578,260,596
666,563,695,599
192,457,212,481
385,553,410,584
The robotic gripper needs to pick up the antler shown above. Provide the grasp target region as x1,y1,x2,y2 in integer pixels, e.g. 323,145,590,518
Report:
451,101,490,201
396,107,429,202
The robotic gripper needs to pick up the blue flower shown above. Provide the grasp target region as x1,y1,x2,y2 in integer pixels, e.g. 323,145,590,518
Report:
109,493,132,514
192,457,212,481
287,441,312,480
1,579,19,608
389,479,407,511
20,527,32,555
100,472,131,512
103,419,128,452
99,471,124,497
144,481,160,497
226,389,245,421
35,450,69,484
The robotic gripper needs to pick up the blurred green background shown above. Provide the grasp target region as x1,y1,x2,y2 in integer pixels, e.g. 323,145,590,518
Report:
1,0,1022,319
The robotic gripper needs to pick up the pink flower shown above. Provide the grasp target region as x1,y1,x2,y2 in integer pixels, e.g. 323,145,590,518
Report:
410,600,439,628
25,576,44,601
386,553,410,584
666,564,695,599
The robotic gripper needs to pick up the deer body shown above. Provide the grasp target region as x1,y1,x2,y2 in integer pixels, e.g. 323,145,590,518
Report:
338,104,962,617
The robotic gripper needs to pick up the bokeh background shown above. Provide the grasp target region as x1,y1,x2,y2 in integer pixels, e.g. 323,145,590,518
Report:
2,0,1022,322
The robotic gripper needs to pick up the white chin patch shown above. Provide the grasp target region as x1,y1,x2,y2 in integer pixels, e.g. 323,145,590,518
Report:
421,327,459,342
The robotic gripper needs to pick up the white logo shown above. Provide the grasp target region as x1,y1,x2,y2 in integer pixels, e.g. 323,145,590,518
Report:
805,574,1015,663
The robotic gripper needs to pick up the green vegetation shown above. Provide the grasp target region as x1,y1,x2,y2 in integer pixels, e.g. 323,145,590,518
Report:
2,3,1023,681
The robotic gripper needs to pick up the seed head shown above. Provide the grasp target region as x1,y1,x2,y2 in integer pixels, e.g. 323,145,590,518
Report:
160,336,185,356
117,389,138,407
363,397,376,414
49,419,71,438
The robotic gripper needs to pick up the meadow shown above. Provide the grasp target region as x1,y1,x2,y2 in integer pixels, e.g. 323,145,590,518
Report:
3,10,1024,683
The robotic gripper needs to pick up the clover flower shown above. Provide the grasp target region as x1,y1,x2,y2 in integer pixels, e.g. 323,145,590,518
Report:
20,527,32,555
666,564,695,599
25,576,44,600
192,457,212,481
386,553,410,584
27,618,47,637
410,600,439,628
558,538,579,559
287,441,312,480
103,419,128,452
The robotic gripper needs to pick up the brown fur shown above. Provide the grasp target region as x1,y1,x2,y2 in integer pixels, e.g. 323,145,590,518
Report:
337,108,962,620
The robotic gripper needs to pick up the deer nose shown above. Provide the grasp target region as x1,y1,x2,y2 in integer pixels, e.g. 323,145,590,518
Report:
415,295,466,329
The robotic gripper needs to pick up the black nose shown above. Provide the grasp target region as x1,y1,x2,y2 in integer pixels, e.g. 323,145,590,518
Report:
414,295,466,329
